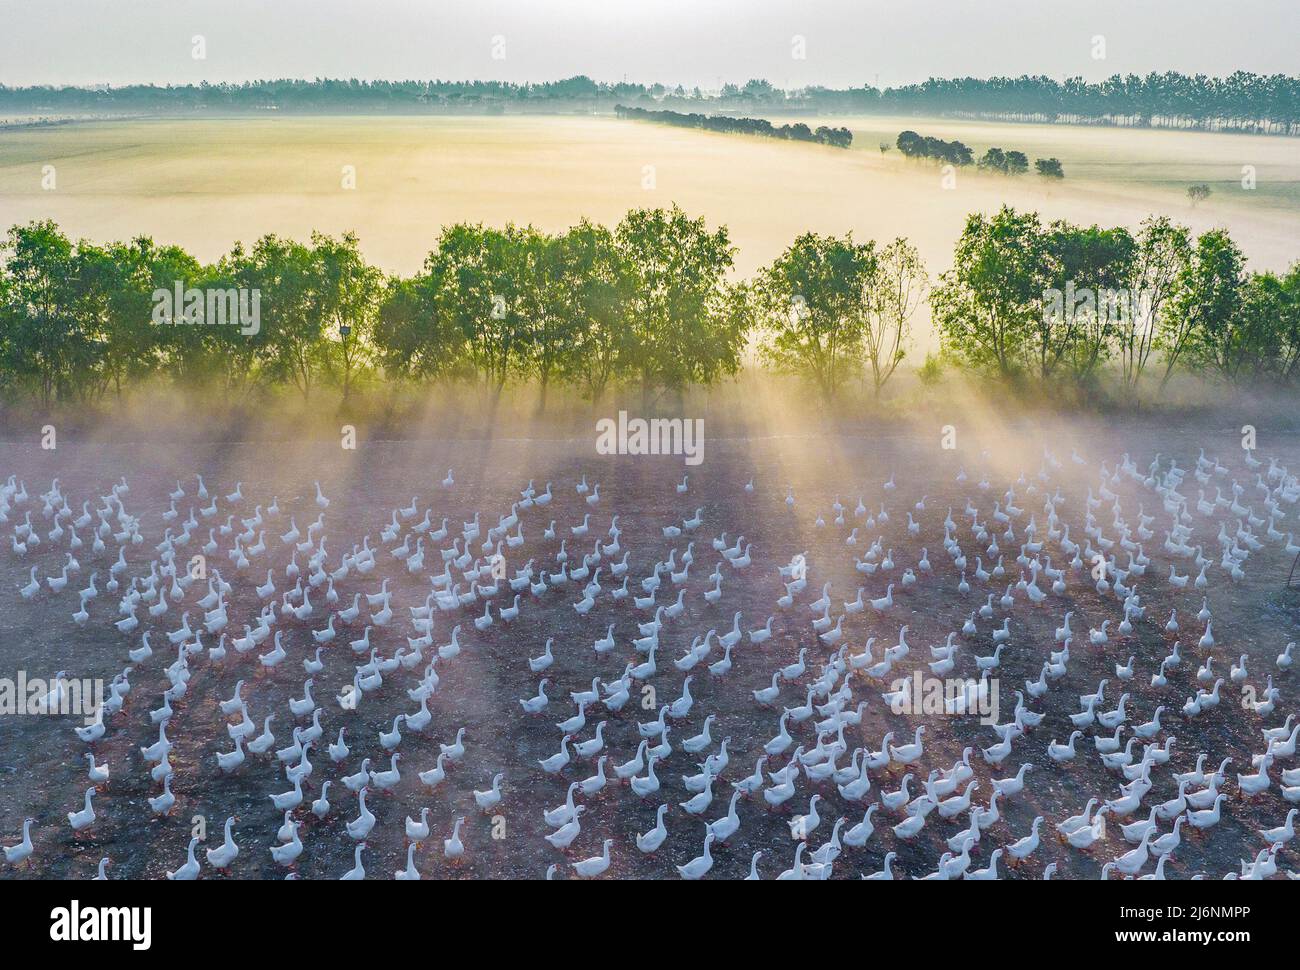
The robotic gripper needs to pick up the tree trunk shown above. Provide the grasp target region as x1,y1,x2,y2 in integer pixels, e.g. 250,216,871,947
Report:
537,371,549,414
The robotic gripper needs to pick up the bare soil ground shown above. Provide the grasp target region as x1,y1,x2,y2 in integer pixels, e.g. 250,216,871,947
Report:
1,420,1299,880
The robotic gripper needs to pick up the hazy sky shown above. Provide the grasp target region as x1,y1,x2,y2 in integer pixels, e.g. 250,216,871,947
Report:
2,0,1296,89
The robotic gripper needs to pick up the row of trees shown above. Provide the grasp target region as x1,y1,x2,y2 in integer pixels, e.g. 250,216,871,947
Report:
0,209,748,410
878,72,1300,134
978,147,1029,175
375,209,748,408
1,208,1297,410
895,130,974,166
896,131,1064,178
933,207,1300,390
4,72,1297,133
0,223,384,406
615,105,852,148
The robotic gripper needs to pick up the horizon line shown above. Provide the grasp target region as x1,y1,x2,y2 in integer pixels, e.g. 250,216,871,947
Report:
6,69,1300,95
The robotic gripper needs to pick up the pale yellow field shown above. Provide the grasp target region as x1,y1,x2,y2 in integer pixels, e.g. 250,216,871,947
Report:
0,114,1296,345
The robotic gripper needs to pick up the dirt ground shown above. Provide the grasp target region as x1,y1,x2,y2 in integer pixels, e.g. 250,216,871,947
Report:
2,418,1299,880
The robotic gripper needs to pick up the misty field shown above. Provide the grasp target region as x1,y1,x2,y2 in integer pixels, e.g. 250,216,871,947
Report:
1,114,1296,349
3,411,1300,880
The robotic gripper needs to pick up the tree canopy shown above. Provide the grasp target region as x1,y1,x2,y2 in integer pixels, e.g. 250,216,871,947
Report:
2,207,1297,412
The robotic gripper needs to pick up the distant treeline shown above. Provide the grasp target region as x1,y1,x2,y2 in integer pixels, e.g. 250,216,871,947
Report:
615,104,851,148
877,73,1300,134
2,72,1296,134
1,208,1296,411
895,130,1064,178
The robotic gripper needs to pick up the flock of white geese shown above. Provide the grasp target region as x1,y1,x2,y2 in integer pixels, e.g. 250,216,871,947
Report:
2,439,1300,879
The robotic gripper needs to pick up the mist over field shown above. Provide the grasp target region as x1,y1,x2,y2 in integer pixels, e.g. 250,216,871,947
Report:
1,115,1296,350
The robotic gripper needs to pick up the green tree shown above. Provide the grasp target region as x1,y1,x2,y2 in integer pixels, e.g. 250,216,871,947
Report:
753,232,876,401
978,147,1008,173
151,244,257,393
931,207,1053,379
424,223,533,401
615,206,745,406
1268,264,1300,382
239,235,324,400
917,352,944,386
1163,228,1245,386
1226,271,1293,382
1119,216,1190,389
310,231,383,405
1045,222,1135,382
1035,157,1065,178
70,238,166,399
515,227,577,413
0,221,85,407
978,148,1029,175
372,273,469,385
555,219,634,402
864,238,928,396
0,272,9,401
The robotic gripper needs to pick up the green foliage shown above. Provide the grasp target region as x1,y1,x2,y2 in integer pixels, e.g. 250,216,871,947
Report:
977,147,1007,171
1269,264,1300,381
1120,216,1190,388
753,232,877,400
1173,229,1247,380
616,105,852,148
239,235,323,399
615,206,745,402
372,274,468,384
1,205,1297,410
0,221,83,406
311,231,384,403
865,238,928,396
932,205,1297,396
378,212,739,408
1044,222,1135,381
931,207,1054,378
1035,157,1065,178
896,130,973,166
517,227,579,408
977,147,1031,175
917,352,945,386
73,237,170,398
426,223,533,395
752,232,926,400
553,220,634,401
